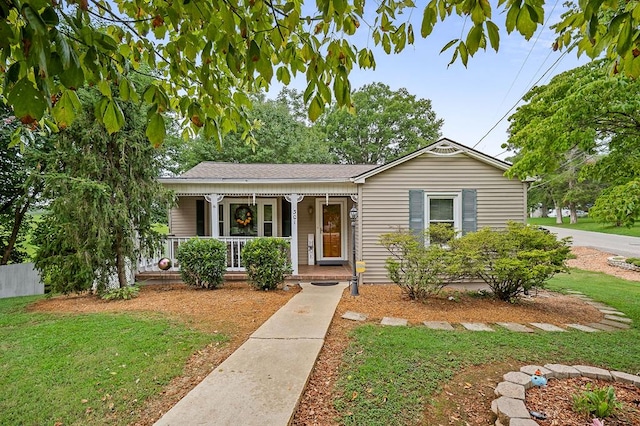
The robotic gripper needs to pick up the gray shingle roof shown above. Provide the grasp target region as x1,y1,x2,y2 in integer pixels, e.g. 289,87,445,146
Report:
178,162,378,180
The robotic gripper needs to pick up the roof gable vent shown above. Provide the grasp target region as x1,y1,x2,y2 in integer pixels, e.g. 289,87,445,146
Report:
425,141,464,156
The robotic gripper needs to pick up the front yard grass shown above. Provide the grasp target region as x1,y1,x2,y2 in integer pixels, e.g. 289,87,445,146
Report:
334,269,640,425
528,217,640,237
0,295,217,426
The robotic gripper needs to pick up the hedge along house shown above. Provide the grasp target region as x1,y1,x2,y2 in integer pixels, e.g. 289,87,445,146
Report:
150,138,527,283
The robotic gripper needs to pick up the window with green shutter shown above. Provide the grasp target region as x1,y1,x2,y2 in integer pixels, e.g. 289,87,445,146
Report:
409,189,477,240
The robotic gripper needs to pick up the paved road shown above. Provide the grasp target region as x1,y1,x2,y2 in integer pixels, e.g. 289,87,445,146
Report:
543,226,640,258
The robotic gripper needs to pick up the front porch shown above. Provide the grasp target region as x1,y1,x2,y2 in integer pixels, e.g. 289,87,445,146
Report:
136,263,353,284
142,191,359,276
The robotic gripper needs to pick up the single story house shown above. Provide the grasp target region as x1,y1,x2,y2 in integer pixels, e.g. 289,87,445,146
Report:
153,138,527,283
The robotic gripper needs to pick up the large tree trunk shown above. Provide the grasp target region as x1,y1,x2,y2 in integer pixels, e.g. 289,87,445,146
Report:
1,200,29,265
540,202,549,218
568,202,578,224
553,202,563,225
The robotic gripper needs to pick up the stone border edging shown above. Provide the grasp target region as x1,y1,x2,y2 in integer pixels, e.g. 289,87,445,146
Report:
491,364,640,426
607,256,640,272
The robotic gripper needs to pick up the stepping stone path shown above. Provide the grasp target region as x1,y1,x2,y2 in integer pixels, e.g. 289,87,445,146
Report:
565,323,599,332
340,290,633,335
423,321,455,331
496,323,535,333
604,314,632,323
341,311,367,321
491,364,640,425
529,322,566,332
380,317,407,326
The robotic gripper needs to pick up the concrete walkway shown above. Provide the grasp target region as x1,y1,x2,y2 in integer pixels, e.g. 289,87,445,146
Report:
154,281,348,426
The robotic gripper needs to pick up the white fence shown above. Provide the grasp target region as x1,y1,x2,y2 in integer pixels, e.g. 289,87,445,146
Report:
138,236,292,273
0,263,44,299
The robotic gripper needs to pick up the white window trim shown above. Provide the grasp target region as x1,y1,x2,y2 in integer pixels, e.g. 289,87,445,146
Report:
425,192,462,235
222,198,278,237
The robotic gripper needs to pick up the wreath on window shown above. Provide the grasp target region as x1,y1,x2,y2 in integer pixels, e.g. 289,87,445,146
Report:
234,205,253,227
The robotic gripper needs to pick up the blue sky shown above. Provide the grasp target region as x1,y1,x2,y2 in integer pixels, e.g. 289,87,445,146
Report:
271,5,591,160
343,12,590,160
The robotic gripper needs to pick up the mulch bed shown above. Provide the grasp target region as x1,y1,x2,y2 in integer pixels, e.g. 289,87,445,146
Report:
527,377,640,425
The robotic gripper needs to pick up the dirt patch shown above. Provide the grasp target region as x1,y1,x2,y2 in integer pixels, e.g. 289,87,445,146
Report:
422,361,523,425
568,247,640,282
336,285,600,325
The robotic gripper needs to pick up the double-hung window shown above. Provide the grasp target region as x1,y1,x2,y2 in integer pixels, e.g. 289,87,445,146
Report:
425,193,461,244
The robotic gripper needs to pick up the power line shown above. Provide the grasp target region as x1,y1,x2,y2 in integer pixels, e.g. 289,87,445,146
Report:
472,47,571,150
496,0,561,112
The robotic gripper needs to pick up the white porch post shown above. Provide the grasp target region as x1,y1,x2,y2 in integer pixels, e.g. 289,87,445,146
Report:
285,193,304,275
204,194,224,237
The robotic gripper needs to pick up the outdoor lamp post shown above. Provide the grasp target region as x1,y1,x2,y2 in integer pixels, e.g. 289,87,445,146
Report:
349,205,359,296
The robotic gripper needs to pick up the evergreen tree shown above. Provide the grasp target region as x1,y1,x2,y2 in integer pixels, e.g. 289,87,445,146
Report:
34,83,173,293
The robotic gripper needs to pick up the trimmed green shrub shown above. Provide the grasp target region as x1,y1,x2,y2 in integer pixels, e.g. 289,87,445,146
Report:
241,238,292,290
100,285,140,300
379,226,462,301
176,238,227,289
449,222,571,301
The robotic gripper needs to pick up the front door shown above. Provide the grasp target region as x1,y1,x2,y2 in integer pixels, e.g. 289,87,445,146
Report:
316,199,347,262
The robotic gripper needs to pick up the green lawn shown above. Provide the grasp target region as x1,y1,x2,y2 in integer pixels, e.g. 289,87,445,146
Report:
0,296,220,426
528,217,640,237
334,269,640,425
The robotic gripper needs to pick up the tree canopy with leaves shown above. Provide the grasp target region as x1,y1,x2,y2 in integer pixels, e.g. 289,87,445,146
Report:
505,60,640,225
172,90,333,172
505,60,640,180
1,0,638,146
322,82,443,164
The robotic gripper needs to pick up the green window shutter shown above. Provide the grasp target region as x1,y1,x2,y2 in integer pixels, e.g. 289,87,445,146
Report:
409,190,424,237
462,189,477,235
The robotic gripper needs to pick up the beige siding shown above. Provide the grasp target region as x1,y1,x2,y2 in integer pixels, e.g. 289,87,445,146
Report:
360,153,526,283
170,196,208,237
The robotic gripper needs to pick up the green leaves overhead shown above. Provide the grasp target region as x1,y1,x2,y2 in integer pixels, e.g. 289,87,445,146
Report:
7,78,47,123
0,0,638,147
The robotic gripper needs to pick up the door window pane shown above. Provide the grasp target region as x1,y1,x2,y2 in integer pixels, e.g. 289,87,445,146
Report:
322,204,341,257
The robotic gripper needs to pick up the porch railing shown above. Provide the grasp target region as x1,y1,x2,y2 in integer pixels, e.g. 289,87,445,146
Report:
138,236,292,273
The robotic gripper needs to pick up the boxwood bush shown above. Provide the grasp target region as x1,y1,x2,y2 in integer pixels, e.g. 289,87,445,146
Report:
176,238,227,289
241,238,292,290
